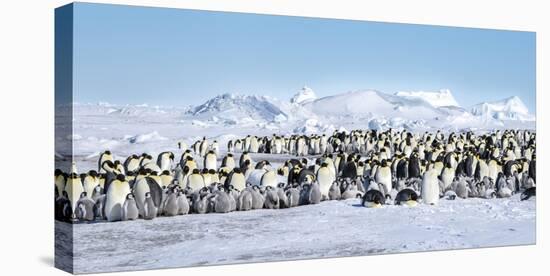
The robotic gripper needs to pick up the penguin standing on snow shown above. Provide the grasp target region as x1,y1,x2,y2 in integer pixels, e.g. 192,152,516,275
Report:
221,153,236,170
421,168,440,205
121,193,139,221
104,174,131,222
65,172,84,218
375,159,392,196
317,163,334,200
204,150,217,171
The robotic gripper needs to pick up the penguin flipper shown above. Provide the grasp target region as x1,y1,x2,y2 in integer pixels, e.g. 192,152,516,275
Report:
146,177,163,208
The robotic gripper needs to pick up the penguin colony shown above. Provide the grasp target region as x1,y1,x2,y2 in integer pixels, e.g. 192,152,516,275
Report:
55,129,536,223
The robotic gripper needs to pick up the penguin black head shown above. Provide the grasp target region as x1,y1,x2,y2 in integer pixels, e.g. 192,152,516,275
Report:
321,162,328,168
144,168,153,174
208,150,214,154
151,171,159,176
126,193,134,200
208,169,216,175
69,172,79,179
55,169,63,176
381,159,388,167
161,170,170,176
88,170,98,177
116,174,126,182
145,192,151,198
233,168,242,174
80,191,87,199
201,168,209,174
105,150,111,155
114,160,121,165
227,153,233,157
192,168,200,174
138,168,147,175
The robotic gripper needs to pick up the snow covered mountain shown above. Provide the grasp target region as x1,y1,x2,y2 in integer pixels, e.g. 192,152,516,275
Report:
394,89,459,108
188,93,314,124
290,86,317,105
470,96,535,121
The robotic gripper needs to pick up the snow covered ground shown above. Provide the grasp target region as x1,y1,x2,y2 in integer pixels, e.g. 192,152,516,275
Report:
54,87,536,273
57,194,535,274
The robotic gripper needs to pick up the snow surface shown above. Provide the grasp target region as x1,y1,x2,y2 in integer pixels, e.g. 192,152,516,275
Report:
57,194,535,274
55,88,536,273
394,89,459,107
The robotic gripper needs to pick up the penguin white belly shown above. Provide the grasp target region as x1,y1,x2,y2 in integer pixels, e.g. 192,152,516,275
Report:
159,156,172,171
375,167,391,195
205,155,217,170
317,168,334,198
421,170,440,205
65,180,84,213
230,174,246,192
260,170,278,188
187,175,205,192
105,182,130,222
83,177,98,199
133,178,151,217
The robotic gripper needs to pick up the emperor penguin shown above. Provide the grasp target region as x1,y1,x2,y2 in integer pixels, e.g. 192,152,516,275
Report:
55,190,72,222
132,176,163,218
143,192,158,219
239,152,252,169
199,137,209,157
98,150,113,173
421,168,440,205
221,153,236,170
227,140,234,153
362,189,385,208
157,151,174,172
211,140,220,156
237,188,253,211
204,150,217,171
75,192,96,221
81,170,99,199
225,168,246,192
286,186,301,207
439,163,455,192
341,181,361,200
176,189,190,215
520,187,536,201
124,154,141,173
249,185,265,209
317,163,334,200
54,169,67,199
64,173,84,217
187,169,205,192
375,159,392,196
192,187,210,214
263,186,280,209
104,174,131,222
162,189,180,216
260,170,278,188
210,188,232,213
328,181,342,200
121,193,139,221
395,188,418,207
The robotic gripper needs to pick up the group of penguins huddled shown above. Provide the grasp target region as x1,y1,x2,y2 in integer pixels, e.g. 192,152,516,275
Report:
55,128,536,223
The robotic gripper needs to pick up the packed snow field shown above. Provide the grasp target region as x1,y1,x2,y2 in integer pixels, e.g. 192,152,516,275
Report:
54,88,536,273
56,194,535,274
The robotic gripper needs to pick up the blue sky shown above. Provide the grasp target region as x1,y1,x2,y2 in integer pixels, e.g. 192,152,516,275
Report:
72,3,536,112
